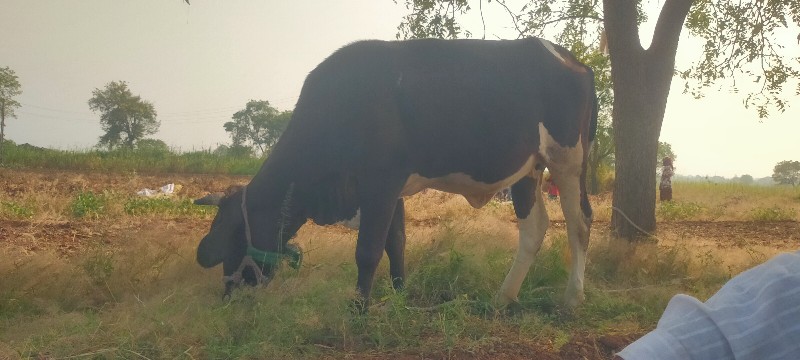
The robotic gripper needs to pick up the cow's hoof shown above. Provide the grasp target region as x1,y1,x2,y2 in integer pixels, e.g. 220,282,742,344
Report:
564,290,585,309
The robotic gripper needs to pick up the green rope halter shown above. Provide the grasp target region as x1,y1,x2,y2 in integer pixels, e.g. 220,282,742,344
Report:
223,185,302,289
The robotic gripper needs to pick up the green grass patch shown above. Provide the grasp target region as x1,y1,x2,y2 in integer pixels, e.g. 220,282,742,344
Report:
657,200,704,221
1,141,262,175
70,191,107,218
124,197,214,217
0,200,34,219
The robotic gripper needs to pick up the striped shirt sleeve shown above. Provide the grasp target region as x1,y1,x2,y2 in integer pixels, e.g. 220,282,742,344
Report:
618,251,800,360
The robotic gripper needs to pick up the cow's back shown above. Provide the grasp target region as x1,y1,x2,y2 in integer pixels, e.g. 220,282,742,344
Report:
278,38,594,187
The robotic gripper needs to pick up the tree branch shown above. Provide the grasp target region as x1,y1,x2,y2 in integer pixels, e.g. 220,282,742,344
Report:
494,0,526,38
649,0,693,60
602,0,644,57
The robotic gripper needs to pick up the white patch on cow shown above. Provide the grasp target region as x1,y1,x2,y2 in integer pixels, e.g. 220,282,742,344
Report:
538,123,583,172
538,38,566,64
401,156,535,208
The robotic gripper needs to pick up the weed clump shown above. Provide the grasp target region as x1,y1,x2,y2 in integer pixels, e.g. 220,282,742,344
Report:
70,191,107,218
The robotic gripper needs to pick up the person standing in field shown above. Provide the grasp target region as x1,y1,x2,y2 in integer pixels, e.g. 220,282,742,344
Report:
544,173,559,200
660,157,674,201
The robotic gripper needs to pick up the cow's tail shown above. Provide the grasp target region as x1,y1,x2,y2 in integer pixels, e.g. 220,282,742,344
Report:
580,66,598,226
587,67,599,145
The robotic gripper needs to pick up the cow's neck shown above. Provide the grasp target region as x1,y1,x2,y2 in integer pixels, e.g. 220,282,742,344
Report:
243,147,313,253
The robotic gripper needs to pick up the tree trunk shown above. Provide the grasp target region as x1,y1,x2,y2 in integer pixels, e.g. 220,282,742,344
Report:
610,81,663,238
604,0,692,240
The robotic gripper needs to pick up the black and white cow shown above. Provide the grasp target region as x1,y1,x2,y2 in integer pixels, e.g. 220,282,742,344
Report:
196,37,597,308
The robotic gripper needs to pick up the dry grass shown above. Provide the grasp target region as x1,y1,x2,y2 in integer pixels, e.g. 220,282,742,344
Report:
666,182,800,221
1,170,799,358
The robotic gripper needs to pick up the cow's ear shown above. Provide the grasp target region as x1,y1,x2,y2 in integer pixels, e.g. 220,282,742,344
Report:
194,192,225,206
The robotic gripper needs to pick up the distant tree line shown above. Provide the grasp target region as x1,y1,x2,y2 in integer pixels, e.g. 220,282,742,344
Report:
1,68,295,160
87,81,292,157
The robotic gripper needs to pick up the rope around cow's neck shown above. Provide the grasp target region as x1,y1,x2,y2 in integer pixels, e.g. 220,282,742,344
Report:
221,185,271,297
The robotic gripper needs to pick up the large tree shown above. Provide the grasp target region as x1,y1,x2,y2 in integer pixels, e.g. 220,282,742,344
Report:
773,160,800,186
88,81,159,150
224,100,291,155
397,0,800,239
0,66,23,160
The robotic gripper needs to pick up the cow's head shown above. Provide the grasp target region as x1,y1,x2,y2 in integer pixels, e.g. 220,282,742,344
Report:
195,184,305,295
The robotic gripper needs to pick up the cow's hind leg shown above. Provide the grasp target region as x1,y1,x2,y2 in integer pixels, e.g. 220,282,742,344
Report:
498,172,548,306
385,198,406,290
551,170,591,308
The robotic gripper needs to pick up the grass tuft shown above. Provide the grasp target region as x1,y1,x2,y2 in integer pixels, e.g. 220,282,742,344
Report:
749,206,797,221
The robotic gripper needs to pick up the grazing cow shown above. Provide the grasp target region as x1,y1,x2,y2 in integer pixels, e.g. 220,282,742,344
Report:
196,38,597,308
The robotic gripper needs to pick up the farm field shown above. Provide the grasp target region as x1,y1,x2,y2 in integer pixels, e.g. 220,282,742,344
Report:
1,168,799,359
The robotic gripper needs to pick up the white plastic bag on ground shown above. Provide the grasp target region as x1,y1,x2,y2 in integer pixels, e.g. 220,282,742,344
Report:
137,183,180,197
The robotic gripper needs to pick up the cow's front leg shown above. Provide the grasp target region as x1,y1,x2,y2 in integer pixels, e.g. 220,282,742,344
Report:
354,176,406,311
385,198,407,290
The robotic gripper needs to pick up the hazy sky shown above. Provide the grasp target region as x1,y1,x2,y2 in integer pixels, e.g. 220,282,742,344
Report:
1,1,798,178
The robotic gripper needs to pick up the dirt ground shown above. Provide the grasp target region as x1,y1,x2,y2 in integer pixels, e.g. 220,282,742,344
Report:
2,169,799,359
